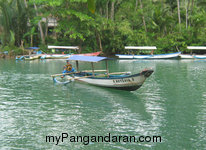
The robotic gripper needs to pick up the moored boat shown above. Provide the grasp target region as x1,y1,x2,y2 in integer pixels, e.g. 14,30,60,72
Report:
149,52,181,59
16,47,43,60
41,46,101,59
180,54,194,59
41,46,79,59
24,54,41,60
115,54,150,59
116,52,181,59
115,46,181,59
180,46,206,59
75,51,102,56
16,55,25,60
180,54,206,59
47,54,71,59
41,51,101,59
52,55,154,91
193,55,206,59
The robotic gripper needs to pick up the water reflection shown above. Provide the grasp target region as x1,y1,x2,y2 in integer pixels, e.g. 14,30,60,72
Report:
194,92,206,149
55,75,165,149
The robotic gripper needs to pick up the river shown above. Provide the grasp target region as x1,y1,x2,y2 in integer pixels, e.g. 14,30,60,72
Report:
0,59,206,149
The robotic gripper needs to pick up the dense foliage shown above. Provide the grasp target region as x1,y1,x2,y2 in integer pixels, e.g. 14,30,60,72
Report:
0,0,205,55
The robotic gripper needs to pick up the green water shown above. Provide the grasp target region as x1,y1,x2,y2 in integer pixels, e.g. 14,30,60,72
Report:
0,59,206,149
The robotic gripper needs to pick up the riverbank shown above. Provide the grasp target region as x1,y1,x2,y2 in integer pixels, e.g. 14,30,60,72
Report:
0,54,15,59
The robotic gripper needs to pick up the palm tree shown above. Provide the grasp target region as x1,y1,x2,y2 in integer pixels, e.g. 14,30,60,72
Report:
0,0,13,46
0,0,29,46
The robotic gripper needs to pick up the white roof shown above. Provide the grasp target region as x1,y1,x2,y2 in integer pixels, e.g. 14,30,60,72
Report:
187,46,206,50
48,46,79,50
125,46,157,50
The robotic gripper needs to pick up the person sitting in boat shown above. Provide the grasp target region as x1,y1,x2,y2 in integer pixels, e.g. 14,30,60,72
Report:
61,60,76,78
150,50,154,55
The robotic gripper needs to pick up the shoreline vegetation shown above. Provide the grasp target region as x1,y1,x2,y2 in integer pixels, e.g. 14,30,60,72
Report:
0,0,206,59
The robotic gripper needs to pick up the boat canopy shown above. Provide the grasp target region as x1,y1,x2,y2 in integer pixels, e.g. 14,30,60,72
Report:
125,46,157,50
25,47,40,50
187,46,206,50
67,55,107,62
48,45,79,50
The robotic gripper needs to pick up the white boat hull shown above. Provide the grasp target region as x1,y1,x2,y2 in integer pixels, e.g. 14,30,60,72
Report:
180,54,194,59
116,52,181,59
69,69,154,91
49,54,71,59
193,55,206,59
41,52,101,59
115,55,135,59
149,52,181,59
180,54,206,59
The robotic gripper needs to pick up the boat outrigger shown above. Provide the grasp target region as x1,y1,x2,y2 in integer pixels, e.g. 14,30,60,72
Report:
51,55,154,91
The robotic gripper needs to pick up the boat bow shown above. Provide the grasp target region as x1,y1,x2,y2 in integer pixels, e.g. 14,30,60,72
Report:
141,69,154,77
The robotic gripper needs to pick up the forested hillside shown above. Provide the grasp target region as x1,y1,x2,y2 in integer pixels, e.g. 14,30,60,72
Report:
0,0,205,55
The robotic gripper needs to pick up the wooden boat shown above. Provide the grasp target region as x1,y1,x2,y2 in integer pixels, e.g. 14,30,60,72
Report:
115,54,150,59
41,52,101,59
16,47,42,60
115,46,181,59
74,51,102,56
51,55,154,91
180,54,206,59
116,52,181,59
180,46,206,59
40,46,78,59
193,55,206,59
41,46,101,59
180,54,194,59
24,54,41,60
16,55,25,60
149,52,181,59
46,54,71,59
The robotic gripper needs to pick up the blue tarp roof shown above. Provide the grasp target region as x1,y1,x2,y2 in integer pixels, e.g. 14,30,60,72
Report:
67,55,108,62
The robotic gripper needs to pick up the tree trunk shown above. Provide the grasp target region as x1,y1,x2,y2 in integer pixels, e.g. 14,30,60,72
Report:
31,35,33,47
24,0,33,46
23,0,28,7
106,1,109,20
110,1,115,21
20,40,24,49
95,31,103,53
34,3,45,44
185,0,190,29
99,7,102,16
98,33,103,52
135,0,138,12
139,0,147,32
189,0,194,26
45,18,48,39
177,0,181,30
191,0,194,14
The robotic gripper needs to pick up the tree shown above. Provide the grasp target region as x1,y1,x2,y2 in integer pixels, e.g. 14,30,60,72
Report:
1,0,206,55
177,0,181,30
